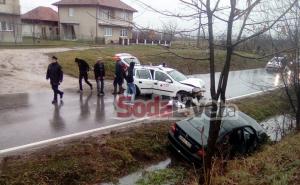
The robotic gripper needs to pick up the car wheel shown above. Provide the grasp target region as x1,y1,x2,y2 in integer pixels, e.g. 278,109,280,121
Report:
135,85,141,96
176,91,191,107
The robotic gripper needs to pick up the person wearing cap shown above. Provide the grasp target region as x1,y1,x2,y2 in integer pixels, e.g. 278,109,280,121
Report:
46,56,64,104
113,58,125,94
75,58,93,92
94,57,106,96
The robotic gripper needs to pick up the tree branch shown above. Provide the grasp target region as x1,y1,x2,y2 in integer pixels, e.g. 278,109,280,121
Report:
233,0,298,47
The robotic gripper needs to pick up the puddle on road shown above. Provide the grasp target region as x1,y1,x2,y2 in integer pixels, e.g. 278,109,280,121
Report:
261,115,295,141
101,158,171,185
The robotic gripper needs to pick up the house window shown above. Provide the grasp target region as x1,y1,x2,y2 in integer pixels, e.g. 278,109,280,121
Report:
69,8,74,17
6,22,13,31
120,29,128,37
0,0,6,4
0,22,5,31
101,9,111,20
104,27,112,36
121,12,129,21
0,21,13,31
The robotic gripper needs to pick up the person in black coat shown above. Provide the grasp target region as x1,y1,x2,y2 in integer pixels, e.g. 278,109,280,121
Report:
125,62,135,84
125,62,136,103
113,59,125,94
46,56,64,104
75,58,93,92
94,58,105,96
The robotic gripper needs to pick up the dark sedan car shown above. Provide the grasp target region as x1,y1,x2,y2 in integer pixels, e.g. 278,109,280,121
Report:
168,109,268,164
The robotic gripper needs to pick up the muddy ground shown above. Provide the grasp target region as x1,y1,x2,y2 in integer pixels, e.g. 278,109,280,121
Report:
0,47,101,95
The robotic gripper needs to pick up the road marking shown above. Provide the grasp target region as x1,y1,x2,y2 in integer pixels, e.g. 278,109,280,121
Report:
0,87,279,155
0,117,149,155
227,87,278,101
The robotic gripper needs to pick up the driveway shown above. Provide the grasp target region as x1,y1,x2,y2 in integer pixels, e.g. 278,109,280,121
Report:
0,47,100,94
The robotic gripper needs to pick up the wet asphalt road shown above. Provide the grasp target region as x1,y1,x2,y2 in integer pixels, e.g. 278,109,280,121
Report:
0,68,280,150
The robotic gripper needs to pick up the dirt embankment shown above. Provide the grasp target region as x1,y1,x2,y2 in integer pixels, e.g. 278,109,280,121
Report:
0,47,99,95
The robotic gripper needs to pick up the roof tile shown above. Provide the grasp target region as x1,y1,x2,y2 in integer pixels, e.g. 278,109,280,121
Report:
21,6,58,22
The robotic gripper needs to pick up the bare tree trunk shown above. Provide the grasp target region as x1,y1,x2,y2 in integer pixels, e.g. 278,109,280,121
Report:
196,7,202,48
296,104,300,131
202,1,236,184
202,0,217,183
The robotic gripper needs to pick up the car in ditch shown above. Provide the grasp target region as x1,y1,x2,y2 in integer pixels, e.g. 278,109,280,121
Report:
168,108,268,164
133,65,206,105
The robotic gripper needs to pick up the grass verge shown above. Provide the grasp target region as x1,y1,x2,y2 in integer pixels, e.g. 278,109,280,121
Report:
0,123,171,185
52,45,266,79
235,90,290,122
0,90,290,185
0,37,99,49
213,132,300,185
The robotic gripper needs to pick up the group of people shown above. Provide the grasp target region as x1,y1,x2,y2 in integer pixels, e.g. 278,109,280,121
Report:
46,56,136,104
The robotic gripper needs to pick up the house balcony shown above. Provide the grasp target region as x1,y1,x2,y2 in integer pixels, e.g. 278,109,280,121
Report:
98,19,134,28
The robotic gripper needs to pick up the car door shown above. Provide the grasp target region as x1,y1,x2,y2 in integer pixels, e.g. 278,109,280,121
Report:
243,127,257,153
229,128,246,156
135,69,153,94
153,71,177,97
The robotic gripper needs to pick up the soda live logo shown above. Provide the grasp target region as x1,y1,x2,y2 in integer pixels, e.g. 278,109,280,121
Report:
116,96,173,118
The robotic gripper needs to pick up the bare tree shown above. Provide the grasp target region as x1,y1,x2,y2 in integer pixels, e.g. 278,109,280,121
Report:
274,0,300,131
162,21,178,42
120,0,298,183
201,0,298,183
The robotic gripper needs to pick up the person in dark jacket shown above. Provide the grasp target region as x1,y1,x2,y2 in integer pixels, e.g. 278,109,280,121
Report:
113,59,125,94
125,62,136,103
94,57,105,96
75,58,93,92
46,56,64,104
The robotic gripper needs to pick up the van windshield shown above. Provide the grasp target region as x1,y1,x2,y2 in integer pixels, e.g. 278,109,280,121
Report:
168,70,188,82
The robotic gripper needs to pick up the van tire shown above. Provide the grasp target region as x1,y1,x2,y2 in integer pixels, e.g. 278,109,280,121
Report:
135,85,141,96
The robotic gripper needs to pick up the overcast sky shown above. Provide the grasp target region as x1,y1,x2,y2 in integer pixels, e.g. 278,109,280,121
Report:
20,0,191,30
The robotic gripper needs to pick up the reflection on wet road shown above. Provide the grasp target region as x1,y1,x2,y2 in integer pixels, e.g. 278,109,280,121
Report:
0,68,280,150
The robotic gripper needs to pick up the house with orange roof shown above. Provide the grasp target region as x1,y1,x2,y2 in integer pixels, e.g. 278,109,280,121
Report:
21,6,59,40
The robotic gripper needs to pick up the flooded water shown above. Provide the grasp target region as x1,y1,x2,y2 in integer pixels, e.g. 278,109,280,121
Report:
261,115,295,141
101,158,171,185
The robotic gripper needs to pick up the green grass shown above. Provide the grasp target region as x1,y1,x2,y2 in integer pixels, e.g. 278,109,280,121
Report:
213,132,300,185
52,45,266,79
235,90,290,122
136,133,300,185
0,37,99,49
0,90,290,185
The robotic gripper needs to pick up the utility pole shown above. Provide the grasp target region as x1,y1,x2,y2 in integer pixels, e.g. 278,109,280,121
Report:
95,7,98,44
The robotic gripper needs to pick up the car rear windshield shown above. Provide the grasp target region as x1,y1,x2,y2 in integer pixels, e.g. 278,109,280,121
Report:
168,70,188,82
123,57,141,65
